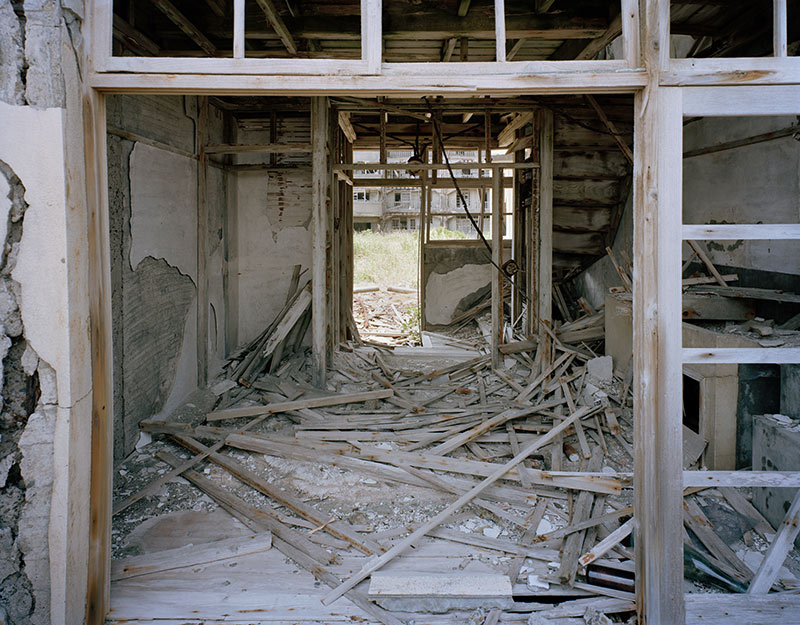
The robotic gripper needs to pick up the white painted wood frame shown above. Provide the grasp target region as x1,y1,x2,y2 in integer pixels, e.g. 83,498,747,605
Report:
491,167,503,367
677,84,800,620
233,0,245,59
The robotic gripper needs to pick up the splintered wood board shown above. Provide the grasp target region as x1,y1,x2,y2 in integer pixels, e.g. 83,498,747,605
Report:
110,549,367,622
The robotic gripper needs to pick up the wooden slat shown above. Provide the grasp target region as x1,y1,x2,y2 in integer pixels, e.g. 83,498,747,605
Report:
682,224,800,240
311,97,328,387
682,348,800,365
684,471,800,488
685,594,800,624
233,0,245,58
748,488,800,593
321,405,595,605
254,0,298,55
773,0,788,57
149,0,217,55
491,166,502,367
206,388,394,421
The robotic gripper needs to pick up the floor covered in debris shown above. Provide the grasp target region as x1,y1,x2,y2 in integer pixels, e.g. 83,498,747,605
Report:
109,317,800,625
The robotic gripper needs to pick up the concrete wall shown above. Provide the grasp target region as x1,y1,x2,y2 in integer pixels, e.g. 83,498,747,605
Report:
234,118,313,347
107,94,227,464
0,2,93,623
422,242,511,328
683,116,800,275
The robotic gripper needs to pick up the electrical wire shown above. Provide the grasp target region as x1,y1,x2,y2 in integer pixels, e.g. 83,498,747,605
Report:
424,97,538,314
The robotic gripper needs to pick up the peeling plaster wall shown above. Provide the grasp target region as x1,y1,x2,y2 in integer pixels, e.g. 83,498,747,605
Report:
107,95,227,464
422,243,511,328
683,116,800,277
0,1,92,623
235,121,313,346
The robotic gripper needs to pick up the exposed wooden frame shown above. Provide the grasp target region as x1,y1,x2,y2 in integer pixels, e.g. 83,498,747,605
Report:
311,97,330,387
197,96,209,386
494,0,506,62
683,348,800,364
682,224,800,240
254,0,297,55
491,167,503,367
233,0,245,59
149,0,217,56
82,2,800,624
536,109,553,345
773,0,788,57
683,471,800,488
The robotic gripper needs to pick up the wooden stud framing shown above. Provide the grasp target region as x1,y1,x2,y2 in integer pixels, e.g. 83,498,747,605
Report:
773,0,788,57
254,0,297,55
149,0,217,56
311,97,330,387
494,0,506,62
491,167,503,367
536,109,553,351
197,96,210,386
82,1,800,623
85,85,113,625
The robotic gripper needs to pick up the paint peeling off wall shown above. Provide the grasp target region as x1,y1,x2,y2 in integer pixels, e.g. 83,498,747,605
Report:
235,122,313,347
422,245,510,328
107,95,223,464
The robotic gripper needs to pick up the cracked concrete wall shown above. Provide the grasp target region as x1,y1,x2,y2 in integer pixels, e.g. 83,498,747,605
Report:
235,121,313,346
107,94,228,465
0,1,93,623
683,115,800,276
421,243,511,328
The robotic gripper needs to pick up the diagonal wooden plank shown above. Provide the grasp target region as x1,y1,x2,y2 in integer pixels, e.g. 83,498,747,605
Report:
255,0,298,55
321,404,596,605
149,0,217,55
748,488,800,593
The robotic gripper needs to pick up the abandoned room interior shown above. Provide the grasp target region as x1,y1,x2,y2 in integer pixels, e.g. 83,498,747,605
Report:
0,1,799,625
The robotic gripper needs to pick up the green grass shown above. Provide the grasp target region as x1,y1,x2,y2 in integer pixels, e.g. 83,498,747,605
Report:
353,231,419,287
353,228,468,288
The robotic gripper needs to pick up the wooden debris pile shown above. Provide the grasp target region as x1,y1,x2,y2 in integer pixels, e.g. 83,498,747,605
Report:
353,285,421,347
127,331,648,624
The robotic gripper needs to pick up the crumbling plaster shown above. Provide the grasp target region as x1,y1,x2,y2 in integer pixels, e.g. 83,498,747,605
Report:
0,98,92,625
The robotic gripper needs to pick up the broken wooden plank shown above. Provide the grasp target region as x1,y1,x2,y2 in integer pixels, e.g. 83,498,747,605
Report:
171,435,383,556
111,533,272,581
747,488,800,593
686,240,729,287
321,404,595,605
578,517,634,567
206,388,394,421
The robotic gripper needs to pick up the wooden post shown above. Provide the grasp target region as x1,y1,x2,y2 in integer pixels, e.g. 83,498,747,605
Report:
222,109,239,355
633,83,685,624
311,97,330,387
196,96,209,387
537,109,553,362
774,0,787,57
419,171,427,330
494,0,506,61
233,0,245,58
491,166,503,367
85,86,113,625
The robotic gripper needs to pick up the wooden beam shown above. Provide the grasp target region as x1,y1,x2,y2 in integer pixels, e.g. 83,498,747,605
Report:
460,36,469,61
491,166,503,367
506,38,526,61
458,0,472,17
322,405,595,605
311,97,329,387
585,95,633,165
774,0,788,56
204,143,312,154
254,0,298,55
204,0,225,18
495,0,506,62
338,111,357,143
197,96,209,387
441,37,457,62
112,15,160,56
149,0,217,56
633,69,684,625
537,109,553,344
233,0,245,58
575,12,623,60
